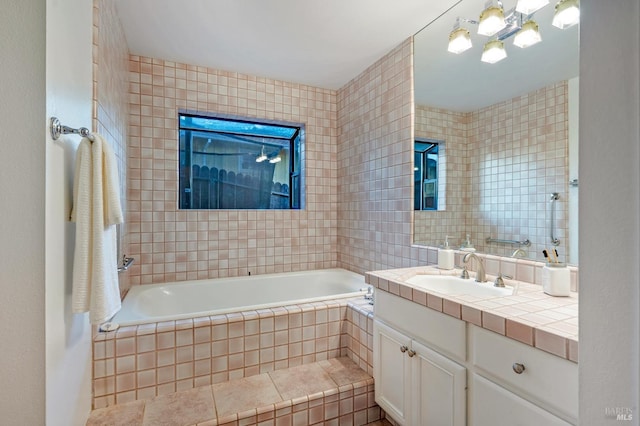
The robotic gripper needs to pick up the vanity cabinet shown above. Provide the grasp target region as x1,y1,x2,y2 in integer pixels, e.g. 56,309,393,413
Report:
469,325,578,425
372,288,579,426
373,292,466,426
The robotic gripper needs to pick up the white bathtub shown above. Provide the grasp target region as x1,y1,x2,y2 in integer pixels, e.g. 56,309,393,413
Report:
110,268,367,326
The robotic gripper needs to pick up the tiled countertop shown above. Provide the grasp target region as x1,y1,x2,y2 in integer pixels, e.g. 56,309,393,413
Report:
366,266,578,363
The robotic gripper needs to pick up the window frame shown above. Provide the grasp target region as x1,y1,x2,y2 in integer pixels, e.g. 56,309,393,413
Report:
414,138,441,211
178,111,304,210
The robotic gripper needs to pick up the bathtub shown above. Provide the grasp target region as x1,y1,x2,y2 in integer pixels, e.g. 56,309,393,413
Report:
109,268,367,326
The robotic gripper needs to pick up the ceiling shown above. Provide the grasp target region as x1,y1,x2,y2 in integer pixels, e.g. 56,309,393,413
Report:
114,1,579,110
114,0,461,90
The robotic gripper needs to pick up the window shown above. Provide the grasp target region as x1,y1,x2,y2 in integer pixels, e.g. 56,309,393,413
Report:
179,113,303,209
414,140,439,210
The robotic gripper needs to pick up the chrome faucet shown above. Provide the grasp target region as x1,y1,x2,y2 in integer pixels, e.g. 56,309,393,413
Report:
463,252,486,283
511,248,527,258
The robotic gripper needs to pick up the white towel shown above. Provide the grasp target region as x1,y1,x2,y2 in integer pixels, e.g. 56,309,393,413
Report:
70,134,124,324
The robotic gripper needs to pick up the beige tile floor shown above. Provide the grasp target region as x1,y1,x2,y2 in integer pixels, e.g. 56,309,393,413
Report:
86,357,381,426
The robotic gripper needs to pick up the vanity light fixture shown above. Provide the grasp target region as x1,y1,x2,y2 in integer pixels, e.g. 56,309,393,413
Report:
481,39,508,63
478,4,507,36
256,146,267,163
447,0,578,64
552,0,580,29
515,0,549,15
513,20,542,48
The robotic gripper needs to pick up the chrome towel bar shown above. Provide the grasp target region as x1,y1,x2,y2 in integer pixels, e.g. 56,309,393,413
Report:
50,116,95,141
486,237,531,246
550,192,560,246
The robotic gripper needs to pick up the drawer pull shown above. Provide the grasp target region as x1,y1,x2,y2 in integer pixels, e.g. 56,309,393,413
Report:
400,345,408,353
512,363,526,374
407,349,417,357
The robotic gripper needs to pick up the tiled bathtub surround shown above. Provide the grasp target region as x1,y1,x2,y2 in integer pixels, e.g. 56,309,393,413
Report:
367,265,578,363
92,298,374,409
126,55,339,285
414,82,571,262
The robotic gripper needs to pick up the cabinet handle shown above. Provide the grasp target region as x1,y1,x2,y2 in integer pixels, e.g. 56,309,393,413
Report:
512,363,526,374
407,349,416,357
400,345,408,353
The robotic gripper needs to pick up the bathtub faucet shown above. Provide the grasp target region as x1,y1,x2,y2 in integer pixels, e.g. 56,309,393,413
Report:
364,286,374,305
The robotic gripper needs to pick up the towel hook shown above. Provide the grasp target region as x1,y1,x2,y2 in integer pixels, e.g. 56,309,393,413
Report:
50,117,94,141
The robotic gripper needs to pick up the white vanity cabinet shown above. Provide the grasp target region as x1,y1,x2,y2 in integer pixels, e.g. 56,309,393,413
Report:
469,325,578,425
373,291,466,426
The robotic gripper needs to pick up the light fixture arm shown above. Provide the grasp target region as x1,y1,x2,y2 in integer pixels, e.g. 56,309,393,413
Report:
458,17,479,26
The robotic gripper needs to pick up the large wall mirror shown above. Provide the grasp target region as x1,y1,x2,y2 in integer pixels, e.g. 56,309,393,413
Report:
413,0,579,265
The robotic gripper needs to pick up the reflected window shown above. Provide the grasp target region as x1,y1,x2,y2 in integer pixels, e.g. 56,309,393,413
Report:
179,113,303,209
414,140,439,210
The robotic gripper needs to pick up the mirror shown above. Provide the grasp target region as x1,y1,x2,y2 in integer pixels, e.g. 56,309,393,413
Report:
413,0,579,264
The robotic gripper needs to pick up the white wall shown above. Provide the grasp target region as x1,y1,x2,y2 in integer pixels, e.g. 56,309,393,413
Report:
45,0,95,424
0,2,46,424
579,0,640,424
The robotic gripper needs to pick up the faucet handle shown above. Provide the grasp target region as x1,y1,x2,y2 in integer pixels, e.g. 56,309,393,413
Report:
455,265,470,279
494,273,513,288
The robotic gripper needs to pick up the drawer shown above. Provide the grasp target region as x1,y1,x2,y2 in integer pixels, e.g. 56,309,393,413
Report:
375,291,466,362
470,374,572,426
471,325,578,422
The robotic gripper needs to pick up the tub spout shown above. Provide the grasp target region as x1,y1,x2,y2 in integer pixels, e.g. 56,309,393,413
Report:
364,286,374,305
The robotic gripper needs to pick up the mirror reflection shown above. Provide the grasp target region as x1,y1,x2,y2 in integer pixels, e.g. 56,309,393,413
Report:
413,0,579,264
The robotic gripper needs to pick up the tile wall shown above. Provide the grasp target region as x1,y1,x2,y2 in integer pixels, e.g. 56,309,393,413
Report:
337,39,431,273
93,0,131,292
467,82,569,260
413,105,468,248
414,82,570,261
126,56,339,284
91,298,374,408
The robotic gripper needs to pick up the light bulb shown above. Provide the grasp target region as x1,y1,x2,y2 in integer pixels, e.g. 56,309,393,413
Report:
256,146,267,162
478,6,507,36
447,28,472,54
481,40,507,64
552,0,580,29
514,20,542,48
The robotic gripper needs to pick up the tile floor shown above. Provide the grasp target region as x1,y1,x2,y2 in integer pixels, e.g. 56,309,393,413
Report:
87,357,386,425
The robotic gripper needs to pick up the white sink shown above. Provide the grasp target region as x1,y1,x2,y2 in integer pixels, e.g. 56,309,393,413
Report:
405,274,514,297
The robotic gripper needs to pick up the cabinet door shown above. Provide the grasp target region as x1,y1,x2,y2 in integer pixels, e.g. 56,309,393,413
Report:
412,340,466,426
373,320,412,425
470,374,572,426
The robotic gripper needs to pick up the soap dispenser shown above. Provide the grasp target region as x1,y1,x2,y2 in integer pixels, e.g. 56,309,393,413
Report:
438,236,455,270
460,234,476,252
